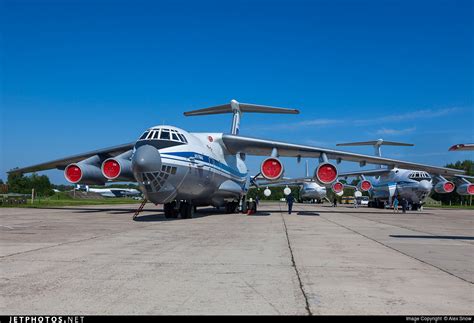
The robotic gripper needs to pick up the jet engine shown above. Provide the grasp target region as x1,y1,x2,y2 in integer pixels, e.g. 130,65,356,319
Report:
314,162,338,185
101,157,134,181
357,180,372,192
64,156,106,185
456,183,474,196
331,181,344,194
434,181,455,194
260,157,284,180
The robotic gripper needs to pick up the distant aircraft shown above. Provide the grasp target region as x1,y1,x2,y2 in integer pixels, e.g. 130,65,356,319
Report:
9,100,466,218
76,185,141,198
449,143,474,151
256,161,329,202
336,140,474,210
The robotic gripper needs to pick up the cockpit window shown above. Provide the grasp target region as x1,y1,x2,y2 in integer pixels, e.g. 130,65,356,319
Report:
138,128,187,143
160,130,170,140
408,171,431,181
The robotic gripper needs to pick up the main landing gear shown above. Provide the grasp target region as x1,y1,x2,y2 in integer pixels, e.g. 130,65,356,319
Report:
164,201,195,219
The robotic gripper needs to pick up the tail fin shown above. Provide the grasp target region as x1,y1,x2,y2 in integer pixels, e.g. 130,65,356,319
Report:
184,99,299,135
336,139,414,157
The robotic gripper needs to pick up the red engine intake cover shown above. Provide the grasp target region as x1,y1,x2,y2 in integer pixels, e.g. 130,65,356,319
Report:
316,163,338,184
360,180,372,191
443,181,455,193
260,158,284,180
102,159,121,179
468,184,474,195
332,181,344,193
64,164,82,183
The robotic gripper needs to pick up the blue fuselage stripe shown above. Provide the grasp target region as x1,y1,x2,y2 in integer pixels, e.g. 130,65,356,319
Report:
161,152,247,178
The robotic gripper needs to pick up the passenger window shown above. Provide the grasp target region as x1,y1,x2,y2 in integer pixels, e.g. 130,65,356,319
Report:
160,130,170,140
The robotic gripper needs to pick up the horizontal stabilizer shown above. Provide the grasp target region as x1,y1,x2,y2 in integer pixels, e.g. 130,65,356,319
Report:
449,143,474,151
184,99,299,116
337,139,414,147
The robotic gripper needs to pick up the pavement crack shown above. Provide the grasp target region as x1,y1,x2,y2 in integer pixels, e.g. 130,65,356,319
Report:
321,215,473,285
278,202,313,316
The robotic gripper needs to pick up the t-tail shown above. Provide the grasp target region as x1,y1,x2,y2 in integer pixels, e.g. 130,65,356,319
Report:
183,99,299,135
336,139,414,168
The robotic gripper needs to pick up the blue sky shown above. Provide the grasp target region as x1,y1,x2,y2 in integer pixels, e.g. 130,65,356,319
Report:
1,0,473,183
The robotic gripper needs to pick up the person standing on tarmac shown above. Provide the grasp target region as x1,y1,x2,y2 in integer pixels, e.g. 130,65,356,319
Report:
393,197,399,213
401,198,407,213
333,197,337,207
286,193,295,214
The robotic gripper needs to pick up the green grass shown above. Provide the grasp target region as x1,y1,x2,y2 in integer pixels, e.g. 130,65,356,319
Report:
1,192,142,208
425,204,474,209
2,198,142,208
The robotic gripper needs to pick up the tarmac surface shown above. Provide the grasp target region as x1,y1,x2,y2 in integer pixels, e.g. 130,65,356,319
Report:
1,202,473,315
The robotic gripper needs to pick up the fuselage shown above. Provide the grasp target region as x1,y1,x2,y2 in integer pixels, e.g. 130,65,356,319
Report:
368,168,433,205
299,182,327,200
131,125,249,207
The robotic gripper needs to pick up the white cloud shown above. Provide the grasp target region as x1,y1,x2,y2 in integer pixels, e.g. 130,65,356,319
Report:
375,127,416,136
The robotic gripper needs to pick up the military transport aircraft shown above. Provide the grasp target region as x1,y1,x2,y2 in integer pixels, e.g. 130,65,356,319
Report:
9,100,466,218
336,140,474,210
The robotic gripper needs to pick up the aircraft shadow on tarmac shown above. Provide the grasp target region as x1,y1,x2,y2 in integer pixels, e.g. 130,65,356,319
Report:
390,235,474,240
312,208,434,215
296,211,320,216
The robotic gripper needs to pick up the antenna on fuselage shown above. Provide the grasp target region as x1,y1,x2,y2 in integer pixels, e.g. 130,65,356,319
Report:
183,99,299,135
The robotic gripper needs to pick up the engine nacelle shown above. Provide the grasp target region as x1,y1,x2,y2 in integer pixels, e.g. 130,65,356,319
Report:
357,180,372,192
434,181,455,194
260,157,284,180
64,163,105,185
314,162,338,185
456,183,474,196
101,157,134,181
331,181,344,194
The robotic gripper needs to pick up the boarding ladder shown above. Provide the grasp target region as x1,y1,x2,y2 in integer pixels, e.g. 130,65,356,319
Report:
133,198,148,220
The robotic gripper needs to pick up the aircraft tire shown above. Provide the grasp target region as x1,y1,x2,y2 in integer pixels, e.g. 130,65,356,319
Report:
180,203,189,219
164,203,174,219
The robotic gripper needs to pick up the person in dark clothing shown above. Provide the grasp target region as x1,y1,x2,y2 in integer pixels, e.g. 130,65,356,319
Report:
333,197,337,207
401,198,407,213
286,194,295,214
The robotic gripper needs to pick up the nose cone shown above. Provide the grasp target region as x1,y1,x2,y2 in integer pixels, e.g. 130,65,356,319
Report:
419,180,433,193
132,145,162,174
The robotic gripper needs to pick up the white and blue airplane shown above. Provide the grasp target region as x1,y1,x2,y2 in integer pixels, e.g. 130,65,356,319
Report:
9,100,466,218
336,139,474,210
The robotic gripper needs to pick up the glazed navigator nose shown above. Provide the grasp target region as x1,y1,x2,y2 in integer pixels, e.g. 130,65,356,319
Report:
132,144,162,174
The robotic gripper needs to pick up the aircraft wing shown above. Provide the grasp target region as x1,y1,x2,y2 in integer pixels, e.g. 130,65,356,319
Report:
8,142,135,174
254,177,314,187
339,169,393,178
222,135,465,176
